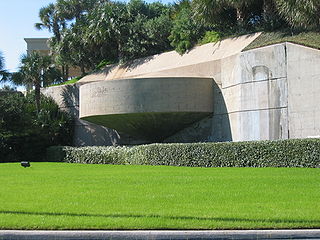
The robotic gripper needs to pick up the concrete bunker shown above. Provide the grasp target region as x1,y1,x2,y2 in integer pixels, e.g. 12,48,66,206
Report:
79,77,214,141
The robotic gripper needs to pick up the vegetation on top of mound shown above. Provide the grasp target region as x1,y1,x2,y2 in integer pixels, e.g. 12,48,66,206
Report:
31,0,320,85
48,76,82,87
244,31,320,51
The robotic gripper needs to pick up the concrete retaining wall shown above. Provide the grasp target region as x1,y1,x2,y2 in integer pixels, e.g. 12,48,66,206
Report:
42,39,320,145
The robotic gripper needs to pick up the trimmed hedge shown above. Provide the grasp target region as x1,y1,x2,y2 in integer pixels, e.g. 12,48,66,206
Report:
47,139,320,168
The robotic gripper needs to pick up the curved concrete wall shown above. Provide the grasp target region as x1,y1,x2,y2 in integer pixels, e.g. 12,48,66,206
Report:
43,35,320,145
80,77,213,140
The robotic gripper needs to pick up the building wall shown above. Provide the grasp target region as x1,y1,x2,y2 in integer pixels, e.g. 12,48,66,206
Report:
166,43,289,143
287,43,320,138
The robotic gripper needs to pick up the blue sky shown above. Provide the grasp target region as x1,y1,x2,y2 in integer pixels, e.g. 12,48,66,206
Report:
0,0,174,73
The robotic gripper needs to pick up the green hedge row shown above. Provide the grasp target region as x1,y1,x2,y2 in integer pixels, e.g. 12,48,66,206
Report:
47,138,320,168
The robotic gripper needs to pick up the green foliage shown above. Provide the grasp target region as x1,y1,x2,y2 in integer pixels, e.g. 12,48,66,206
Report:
199,31,221,45
169,5,203,54
0,93,31,135
0,51,10,82
48,0,173,70
275,0,320,30
11,52,62,112
0,85,16,92
0,93,73,162
244,31,320,52
48,146,128,164
49,76,82,87
49,139,320,168
95,60,114,71
35,0,320,67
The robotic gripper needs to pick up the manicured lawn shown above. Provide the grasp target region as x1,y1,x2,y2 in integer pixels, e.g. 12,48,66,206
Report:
0,162,319,230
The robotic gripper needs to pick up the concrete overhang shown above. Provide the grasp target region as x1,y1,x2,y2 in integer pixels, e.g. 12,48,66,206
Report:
80,77,214,141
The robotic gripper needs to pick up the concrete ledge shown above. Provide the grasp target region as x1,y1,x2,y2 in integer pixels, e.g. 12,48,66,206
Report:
1,229,320,240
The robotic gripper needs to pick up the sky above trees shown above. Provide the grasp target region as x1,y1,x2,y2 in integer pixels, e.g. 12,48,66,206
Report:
0,0,173,74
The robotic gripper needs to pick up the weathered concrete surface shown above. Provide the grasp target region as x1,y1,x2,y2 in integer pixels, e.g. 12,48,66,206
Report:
44,36,320,145
1,229,320,240
166,43,289,143
79,33,261,83
80,77,214,140
42,85,147,146
221,44,288,142
286,43,320,139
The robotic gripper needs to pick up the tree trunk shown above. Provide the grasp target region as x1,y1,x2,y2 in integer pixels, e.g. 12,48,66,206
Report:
80,65,86,76
236,7,245,24
117,37,123,63
34,80,41,113
62,65,69,81
65,65,69,80
62,65,66,81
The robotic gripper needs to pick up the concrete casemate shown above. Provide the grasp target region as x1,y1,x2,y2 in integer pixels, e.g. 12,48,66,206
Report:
79,77,214,141
42,33,320,145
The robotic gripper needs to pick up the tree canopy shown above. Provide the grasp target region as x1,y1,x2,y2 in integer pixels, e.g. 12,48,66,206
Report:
34,0,320,80
0,51,9,82
11,52,62,112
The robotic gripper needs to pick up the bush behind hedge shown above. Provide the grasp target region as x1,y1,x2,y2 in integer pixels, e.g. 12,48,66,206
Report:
47,138,320,168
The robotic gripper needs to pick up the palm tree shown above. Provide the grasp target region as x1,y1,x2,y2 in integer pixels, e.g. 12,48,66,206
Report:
35,3,66,42
275,0,320,30
0,51,9,82
56,0,99,22
35,3,70,80
11,52,62,113
192,0,259,29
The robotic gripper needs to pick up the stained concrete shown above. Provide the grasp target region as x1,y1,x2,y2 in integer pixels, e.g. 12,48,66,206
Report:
42,84,147,146
78,33,261,83
166,43,289,143
286,43,320,139
79,77,214,141
42,35,320,145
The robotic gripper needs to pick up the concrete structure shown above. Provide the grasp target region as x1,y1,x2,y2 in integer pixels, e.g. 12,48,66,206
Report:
80,77,213,141
42,33,320,146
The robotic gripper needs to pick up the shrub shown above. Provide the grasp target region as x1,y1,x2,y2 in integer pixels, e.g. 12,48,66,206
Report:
0,92,73,162
199,31,221,45
169,6,203,54
47,139,320,168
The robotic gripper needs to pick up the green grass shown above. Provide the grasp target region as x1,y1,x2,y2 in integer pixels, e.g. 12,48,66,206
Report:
0,162,319,230
244,31,320,51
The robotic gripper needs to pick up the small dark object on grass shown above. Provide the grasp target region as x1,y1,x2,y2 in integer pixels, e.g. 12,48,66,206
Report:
21,161,30,168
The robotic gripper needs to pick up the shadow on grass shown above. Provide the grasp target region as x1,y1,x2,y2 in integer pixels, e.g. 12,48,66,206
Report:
1,210,319,225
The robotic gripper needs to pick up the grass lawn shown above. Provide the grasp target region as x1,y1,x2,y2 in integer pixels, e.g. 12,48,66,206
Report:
0,162,319,230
